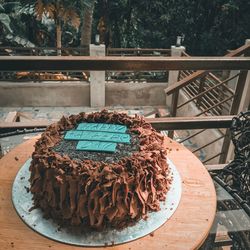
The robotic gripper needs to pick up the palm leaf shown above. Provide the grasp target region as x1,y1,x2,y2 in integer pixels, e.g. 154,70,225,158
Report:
67,9,80,28
0,4,5,12
35,0,44,20
45,3,55,19
0,13,12,33
5,34,35,47
59,8,80,28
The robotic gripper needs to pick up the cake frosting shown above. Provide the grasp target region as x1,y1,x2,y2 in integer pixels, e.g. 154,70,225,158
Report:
29,110,172,230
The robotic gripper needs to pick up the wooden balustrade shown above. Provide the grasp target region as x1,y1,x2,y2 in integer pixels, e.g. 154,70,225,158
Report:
0,50,249,164
0,56,249,71
106,48,171,56
177,73,239,109
0,115,234,164
0,46,89,56
164,43,250,95
0,115,234,131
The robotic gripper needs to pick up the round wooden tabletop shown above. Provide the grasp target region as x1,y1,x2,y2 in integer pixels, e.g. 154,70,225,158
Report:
0,136,216,250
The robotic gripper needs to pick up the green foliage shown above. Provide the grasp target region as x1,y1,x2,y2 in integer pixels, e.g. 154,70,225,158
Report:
94,0,250,55
0,12,12,33
0,2,36,47
0,0,249,55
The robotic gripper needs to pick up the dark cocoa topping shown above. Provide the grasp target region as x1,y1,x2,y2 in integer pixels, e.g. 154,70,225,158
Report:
53,132,140,163
29,110,172,230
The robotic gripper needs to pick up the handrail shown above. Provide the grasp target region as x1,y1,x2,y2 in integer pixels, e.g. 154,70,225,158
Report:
177,73,240,109
107,48,171,52
164,43,250,95
147,116,233,130
0,46,89,56
0,56,249,71
0,116,234,164
0,46,88,50
0,116,234,131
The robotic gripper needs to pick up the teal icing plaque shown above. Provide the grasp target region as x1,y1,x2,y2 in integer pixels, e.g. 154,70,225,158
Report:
76,141,117,152
77,123,127,133
64,130,131,144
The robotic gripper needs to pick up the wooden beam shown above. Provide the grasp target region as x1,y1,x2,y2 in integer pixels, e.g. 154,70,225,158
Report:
4,112,18,122
0,56,250,71
147,116,233,130
155,108,169,117
0,121,51,129
107,48,171,52
0,116,234,131
205,164,227,171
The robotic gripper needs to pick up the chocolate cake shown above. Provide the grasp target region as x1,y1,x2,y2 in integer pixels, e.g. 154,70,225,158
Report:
29,110,172,230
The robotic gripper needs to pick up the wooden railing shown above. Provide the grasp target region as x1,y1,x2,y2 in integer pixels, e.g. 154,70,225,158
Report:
0,56,249,71
164,43,250,163
0,46,171,57
0,55,249,164
0,115,234,166
0,47,170,83
0,46,92,82
106,48,170,83
106,48,171,57
165,43,250,95
0,115,233,131
0,46,89,56
178,51,244,116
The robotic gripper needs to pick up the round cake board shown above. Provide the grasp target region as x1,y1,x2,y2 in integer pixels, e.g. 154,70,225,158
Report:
12,158,182,247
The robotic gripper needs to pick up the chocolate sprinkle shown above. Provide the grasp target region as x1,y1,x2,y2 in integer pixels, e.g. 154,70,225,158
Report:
53,132,140,163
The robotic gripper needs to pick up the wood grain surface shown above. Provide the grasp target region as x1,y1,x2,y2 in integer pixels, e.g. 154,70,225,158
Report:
0,136,216,250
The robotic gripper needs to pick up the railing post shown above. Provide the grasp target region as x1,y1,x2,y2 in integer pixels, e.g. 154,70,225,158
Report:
237,39,250,113
219,71,248,163
219,39,250,163
168,90,179,139
167,45,185,139
196,76,205,108
166,45,185,109
0,144,3,159
89,44,106,107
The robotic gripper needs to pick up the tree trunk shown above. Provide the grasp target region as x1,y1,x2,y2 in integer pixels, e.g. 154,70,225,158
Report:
125,0,132,47
56,19,62,56
80,4,94,55
114,18,121,47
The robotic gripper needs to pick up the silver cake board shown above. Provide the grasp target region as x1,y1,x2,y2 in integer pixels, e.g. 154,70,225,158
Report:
12,158,182,247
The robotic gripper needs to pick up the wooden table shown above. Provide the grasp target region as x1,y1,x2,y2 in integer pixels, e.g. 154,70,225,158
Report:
0,137,216,250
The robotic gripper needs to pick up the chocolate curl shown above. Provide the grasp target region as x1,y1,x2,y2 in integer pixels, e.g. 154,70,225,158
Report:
129,193,140,219
59,179,67,209
106,206,118,222
123,182,130,209
99,192,110,214
30,178,43,194
68,177,78,213
29,163,41,185
77,194,88,219
138,176,149,202
71,214,81,226
87,187,103,227
116,190,129,218
112,181,120,205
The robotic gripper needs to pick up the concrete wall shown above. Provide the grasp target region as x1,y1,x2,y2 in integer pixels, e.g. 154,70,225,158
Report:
0,81,167,107
0,82,90,107
106,82,167,106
